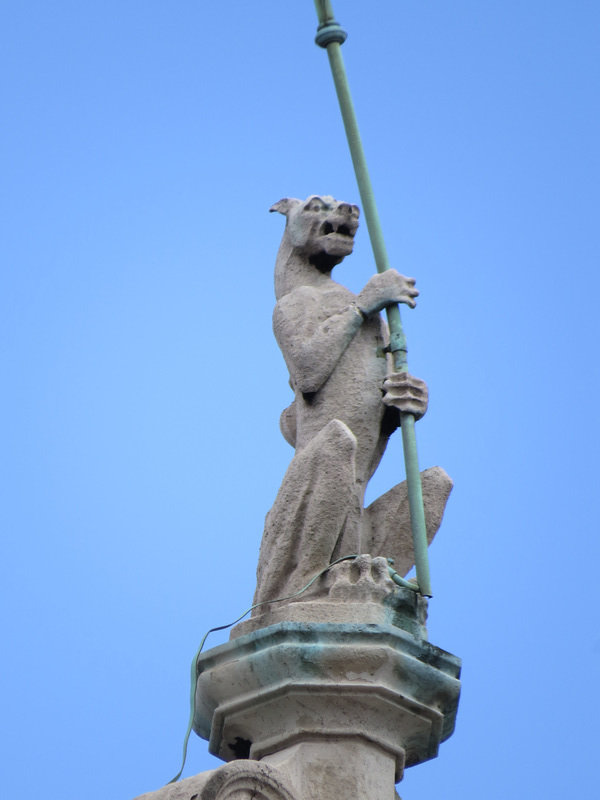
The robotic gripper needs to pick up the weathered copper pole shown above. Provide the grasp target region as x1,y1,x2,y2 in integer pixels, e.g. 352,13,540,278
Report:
313,0,432,596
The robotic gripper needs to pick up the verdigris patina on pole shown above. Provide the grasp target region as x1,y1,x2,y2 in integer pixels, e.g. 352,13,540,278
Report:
313,0,433,596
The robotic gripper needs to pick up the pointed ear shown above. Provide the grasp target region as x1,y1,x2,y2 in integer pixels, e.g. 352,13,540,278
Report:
269,197,300,216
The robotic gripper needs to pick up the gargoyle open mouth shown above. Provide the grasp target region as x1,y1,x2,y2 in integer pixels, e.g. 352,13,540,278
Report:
321,220,355,238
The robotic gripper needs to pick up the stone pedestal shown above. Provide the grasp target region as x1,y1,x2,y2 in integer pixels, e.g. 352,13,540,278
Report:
135,559,460,800
193,619,459,798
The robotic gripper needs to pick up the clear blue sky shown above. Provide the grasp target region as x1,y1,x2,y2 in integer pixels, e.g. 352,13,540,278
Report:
2,2,598,798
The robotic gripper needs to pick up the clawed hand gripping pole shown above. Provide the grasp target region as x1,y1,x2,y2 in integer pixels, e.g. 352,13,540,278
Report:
313,0,432,597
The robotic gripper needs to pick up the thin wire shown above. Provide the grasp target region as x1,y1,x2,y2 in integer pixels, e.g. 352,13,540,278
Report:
166,553,360,784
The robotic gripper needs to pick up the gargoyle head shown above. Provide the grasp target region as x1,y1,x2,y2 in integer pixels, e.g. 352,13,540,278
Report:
270,195,360,273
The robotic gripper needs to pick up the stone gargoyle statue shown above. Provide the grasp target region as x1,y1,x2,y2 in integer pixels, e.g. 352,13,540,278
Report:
253,195,452,607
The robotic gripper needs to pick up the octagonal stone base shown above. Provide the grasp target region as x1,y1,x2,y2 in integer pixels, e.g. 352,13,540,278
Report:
193,619,460,791
134,561,461,800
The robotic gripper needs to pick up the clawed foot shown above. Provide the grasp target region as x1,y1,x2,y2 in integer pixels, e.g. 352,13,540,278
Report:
327,555,395,602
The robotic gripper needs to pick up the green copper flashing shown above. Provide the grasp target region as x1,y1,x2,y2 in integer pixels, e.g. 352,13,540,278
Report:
313,0,432,597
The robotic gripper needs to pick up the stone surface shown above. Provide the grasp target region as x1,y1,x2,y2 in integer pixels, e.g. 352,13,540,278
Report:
134,762,297,800
136,564,460,800
231,555,429,640
192,621,461,784
254,196,451,607
264,740,397,800
134,749,402,800
364,466,453,579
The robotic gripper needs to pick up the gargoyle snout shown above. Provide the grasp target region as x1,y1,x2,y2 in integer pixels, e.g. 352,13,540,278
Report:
321,205,359,238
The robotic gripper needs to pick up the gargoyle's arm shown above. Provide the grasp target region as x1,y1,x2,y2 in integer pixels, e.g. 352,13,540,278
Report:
273,290,363,395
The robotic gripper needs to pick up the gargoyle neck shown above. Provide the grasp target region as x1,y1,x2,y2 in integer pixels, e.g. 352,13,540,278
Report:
274,239,334,300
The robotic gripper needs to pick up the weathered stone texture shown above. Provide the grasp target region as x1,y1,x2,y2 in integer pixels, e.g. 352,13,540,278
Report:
254,196,451,607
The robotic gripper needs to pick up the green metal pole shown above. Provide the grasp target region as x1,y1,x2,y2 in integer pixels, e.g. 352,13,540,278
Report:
313,0,432,597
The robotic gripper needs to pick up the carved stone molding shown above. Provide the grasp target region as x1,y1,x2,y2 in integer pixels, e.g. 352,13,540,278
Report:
199,761,299,800
133,761,299,800
194,619,461,784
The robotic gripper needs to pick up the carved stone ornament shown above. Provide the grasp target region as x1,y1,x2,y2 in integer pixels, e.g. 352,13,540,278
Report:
198,761,299,800
254,196,452,608
134,761,299,800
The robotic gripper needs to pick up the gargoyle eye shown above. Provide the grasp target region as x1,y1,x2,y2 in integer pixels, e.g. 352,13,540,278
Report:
307,201,324,212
